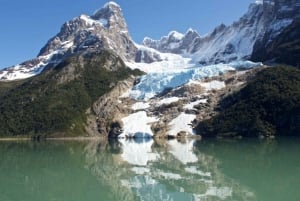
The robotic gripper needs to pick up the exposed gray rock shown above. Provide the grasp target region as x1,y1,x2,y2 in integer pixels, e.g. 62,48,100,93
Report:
86,76,136,136
135,49,162,63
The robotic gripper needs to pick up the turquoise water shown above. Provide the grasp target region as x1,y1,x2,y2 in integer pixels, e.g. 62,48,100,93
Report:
0,138,299,201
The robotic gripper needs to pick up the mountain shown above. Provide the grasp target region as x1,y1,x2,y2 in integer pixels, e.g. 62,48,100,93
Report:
0,2,160,81
1,0,299,80
0,50,142,137
0,1,299,138
195,65,300,137
252,19,300,67
143,0,300,65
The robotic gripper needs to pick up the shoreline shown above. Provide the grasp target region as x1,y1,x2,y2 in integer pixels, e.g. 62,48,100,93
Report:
0,138,31,141
0,135,201,142
0,136,106,142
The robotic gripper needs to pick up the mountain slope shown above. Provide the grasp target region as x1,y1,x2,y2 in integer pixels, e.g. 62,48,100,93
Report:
195,66,300,137
143,0,300,65
0,50,141,137
252,19,300,67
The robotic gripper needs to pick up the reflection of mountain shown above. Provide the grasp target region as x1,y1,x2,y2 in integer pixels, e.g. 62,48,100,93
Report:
84,139,256,201
83,140,139,201
194,139,300,201
2,139,299,201
0,141,116,201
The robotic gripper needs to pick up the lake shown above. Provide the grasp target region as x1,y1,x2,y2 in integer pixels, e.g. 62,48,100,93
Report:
0,138,299,201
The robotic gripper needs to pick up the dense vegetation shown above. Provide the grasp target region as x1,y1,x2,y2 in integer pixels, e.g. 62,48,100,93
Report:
196,65,300,137
0,51,141,137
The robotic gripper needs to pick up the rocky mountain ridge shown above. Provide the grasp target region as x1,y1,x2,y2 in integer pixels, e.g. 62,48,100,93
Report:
143,0,300,65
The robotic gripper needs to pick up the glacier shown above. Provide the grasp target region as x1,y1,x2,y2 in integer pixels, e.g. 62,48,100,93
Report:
130,60,262,100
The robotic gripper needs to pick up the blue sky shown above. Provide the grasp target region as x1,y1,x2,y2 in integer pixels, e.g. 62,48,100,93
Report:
0,0,254,69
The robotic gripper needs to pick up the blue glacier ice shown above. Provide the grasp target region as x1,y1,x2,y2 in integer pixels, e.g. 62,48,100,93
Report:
130,61,261,100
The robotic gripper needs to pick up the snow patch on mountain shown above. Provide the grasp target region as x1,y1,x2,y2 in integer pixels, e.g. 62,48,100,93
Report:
131,102,150,110
120,111,158,138
199,81,226,91
128,44,193,72
167,113,196,136
168,31,184,40
0,43,72,81
79,14,108,28
183,99,207,110
158,97,181,105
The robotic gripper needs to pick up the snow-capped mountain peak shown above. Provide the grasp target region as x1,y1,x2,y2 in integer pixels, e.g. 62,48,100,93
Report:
0,1,138,81
168,31,184,40
142,28,201,54
142,0,299,65
91,1,127,31
93,1,122,16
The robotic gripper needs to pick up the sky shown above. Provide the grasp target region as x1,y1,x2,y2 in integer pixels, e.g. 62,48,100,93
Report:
0,0,254,69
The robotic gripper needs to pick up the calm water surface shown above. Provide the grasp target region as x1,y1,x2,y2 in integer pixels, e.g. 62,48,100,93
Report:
0,138,299,201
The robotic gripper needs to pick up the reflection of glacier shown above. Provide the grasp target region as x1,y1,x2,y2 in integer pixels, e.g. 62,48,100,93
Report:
84,139,257,201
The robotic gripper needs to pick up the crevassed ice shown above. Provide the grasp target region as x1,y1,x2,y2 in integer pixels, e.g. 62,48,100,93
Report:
131,60,260,100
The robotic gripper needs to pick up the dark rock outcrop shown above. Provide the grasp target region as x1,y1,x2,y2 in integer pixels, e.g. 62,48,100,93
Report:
252,19,300,67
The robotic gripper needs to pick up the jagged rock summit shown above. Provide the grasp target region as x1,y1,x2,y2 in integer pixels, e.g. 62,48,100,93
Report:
0,1,138,81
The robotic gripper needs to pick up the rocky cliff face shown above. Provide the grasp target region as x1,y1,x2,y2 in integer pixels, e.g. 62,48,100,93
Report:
252,19,300,67
251,0,300,65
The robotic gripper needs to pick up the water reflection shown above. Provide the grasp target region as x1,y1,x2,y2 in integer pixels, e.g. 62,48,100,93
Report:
2,138,299,201
119,138,159,166
84,138,256,201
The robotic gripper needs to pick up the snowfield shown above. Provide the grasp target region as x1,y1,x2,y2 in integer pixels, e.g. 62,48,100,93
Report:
167,113,196,136
120,111,158,138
